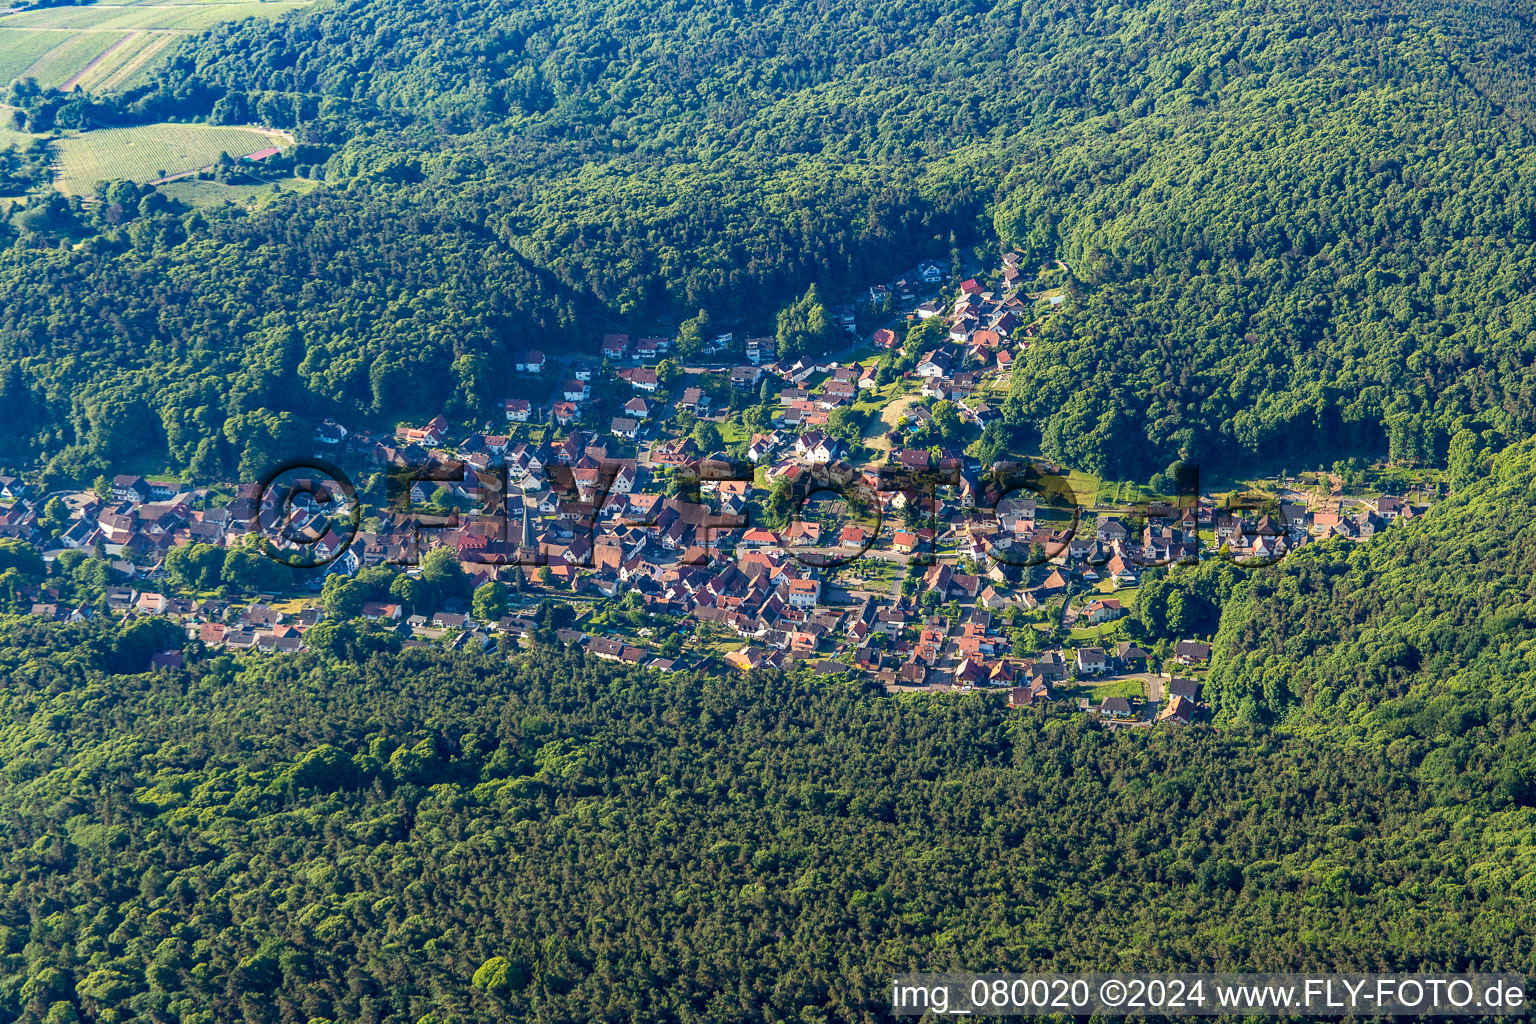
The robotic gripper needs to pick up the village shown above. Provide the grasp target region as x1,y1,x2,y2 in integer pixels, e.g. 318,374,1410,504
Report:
0,255,1437,727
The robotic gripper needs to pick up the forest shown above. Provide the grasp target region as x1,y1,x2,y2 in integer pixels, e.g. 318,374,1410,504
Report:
6,0,1536,478
0,442,1531,1022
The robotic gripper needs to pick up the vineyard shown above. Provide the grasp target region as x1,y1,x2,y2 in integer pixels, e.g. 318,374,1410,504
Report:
0,0,309,90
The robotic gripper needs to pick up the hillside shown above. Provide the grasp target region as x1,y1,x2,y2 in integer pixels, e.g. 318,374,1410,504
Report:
3,447,1536,1021
0,595,1531,1022
5,0,1536,480
1210,438,1536,757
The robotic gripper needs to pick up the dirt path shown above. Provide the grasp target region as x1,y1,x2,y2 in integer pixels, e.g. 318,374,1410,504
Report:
97,30,176,91
60,31,135,91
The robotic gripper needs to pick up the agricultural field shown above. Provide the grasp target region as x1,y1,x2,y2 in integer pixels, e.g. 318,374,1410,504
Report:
51,122,293,194
0,29,62,84
0,0,310,90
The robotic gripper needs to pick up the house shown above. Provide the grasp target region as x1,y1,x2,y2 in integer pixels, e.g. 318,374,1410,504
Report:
136,592,169,615
610,417,642,440
1174,640,1212,665
839,525,869,549
552,401,579,426
1157,695,1194,725
915,300,945,320
1167,677,1202,702
314,419,349,445
726,646,771,672
678,387,709,414
1038,568,1069,595
1081,598,1124,625
602,334,630,360
514,351,547,374
397,415,450,445
793,430,842,465
893,531,919,554
0,476,26,500
822,379,857,402
620,367,660,391
873,328,898,349
587,636,627,661
785,577,822,608
785,521,821,547
731,365,765,388
745,337,775,365
916,351,952,378
1099,696,1135,719
636,337,670,358
1096,517,1130,544
745,433,780,463
623,397,653,420
504,399,532,422
112,475,149,504
1075,646,1109,676
1114,642,1150,672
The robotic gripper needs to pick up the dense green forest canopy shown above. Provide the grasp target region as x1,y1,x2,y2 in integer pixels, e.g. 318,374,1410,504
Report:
2,418,1536,1024
8,0,1536,478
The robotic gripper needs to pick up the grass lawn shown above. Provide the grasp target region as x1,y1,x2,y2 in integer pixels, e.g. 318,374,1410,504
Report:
860,392,921,454
1084,677,1148,700
1067,623,1122,643
159,174,318,208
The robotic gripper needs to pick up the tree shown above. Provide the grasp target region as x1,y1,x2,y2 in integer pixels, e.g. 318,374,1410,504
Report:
472,581,509,622
690,420,723,454
223,408,307,481
775,284,837,362
826,406,863,446
0,538,44,577
644,356,678,392
390,572,425,612
110,616,184,673
322,575,366,620
903,315,946,355
166,542,224,591
221,542,286,593
420,546,472,607
39,497,70,536
1448,428,1494,489
676,309,710,361
762,476,793,529
931,400,963,443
